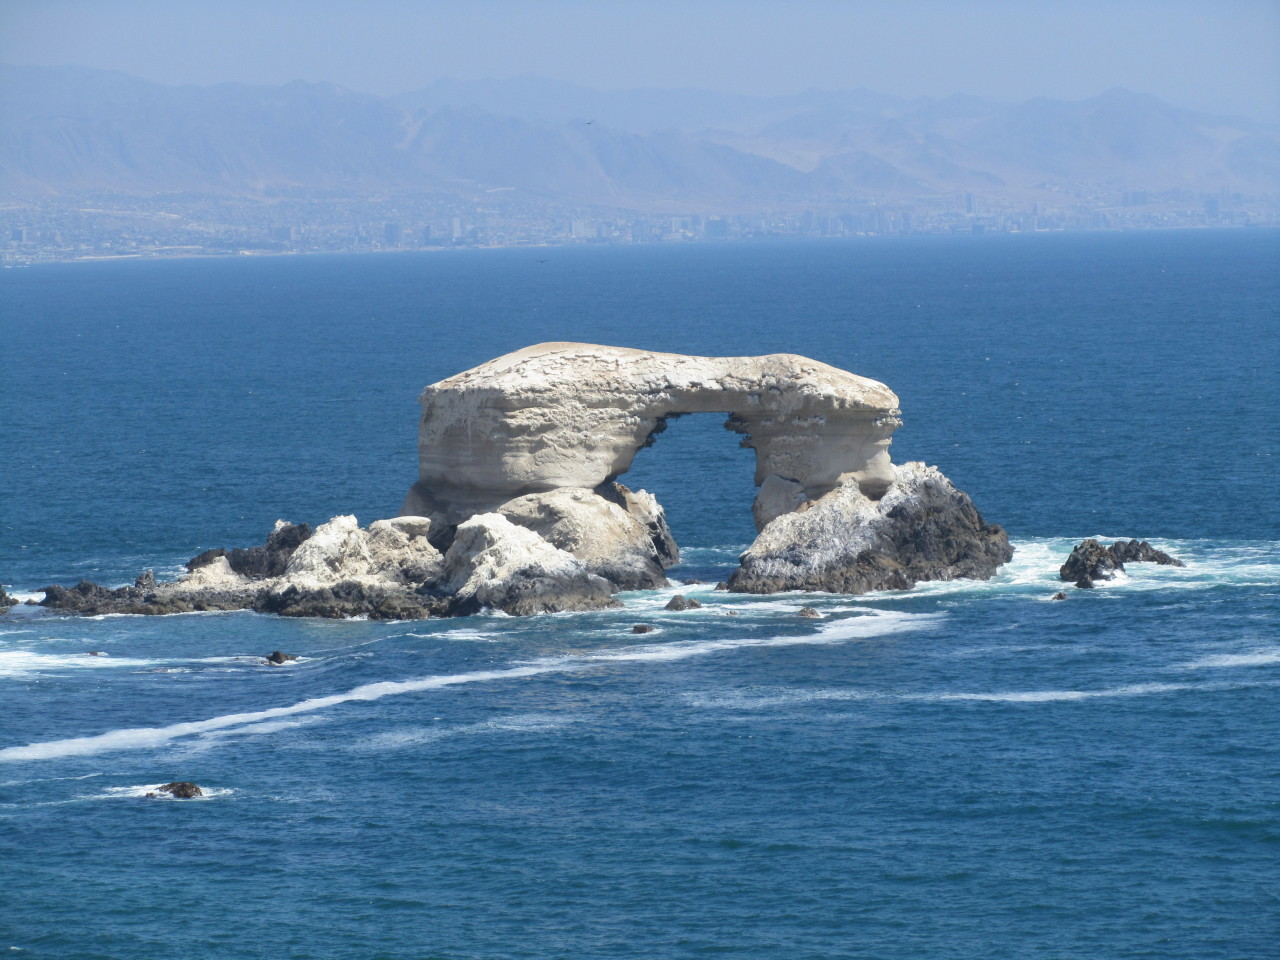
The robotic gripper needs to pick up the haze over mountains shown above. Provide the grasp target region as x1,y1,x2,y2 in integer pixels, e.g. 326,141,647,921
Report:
4,64,1277,207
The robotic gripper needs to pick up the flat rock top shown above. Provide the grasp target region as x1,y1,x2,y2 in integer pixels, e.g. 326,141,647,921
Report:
426,342,898,412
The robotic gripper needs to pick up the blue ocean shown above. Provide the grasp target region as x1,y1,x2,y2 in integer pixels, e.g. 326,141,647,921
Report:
1,231,1277,959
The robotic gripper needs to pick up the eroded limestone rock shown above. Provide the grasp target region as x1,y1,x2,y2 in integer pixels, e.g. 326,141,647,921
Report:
31,344,1014,620
436,513,617,616
402,342,902,532
497,483,675,590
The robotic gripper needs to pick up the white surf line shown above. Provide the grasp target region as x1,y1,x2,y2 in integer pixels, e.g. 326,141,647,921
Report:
688,678,1277,711
0,665,554,762
0,610,934,763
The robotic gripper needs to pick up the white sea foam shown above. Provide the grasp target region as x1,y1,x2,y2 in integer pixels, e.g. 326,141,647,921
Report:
551,610,936,666
932,682,1195,702
687,679,1271,711
401,628,503,642
0,650,160,676
90,783,235,801
354,712,576,752
1179,649,1280,670
0,610,936,762
0,649,299,678
0,664,557,762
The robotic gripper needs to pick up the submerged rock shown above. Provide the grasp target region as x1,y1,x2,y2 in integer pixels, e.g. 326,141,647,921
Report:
153,782,203,799
798,606,821,618
1060,539,1183,586
632,624,655,634
728,462,1012,595
265,651,297,664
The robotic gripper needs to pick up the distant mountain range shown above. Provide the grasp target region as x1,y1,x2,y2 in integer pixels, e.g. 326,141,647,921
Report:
2,65,1277,209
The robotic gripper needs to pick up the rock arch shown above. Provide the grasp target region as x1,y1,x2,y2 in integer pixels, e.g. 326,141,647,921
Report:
38,343,1011,619
401,342,904,533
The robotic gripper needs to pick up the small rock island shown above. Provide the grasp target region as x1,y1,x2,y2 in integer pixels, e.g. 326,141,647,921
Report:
32,343,1012,619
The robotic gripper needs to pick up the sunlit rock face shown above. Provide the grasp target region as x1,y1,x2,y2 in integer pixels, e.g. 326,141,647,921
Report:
38,344,1009,620
401,342,903,533
728,463,1014,595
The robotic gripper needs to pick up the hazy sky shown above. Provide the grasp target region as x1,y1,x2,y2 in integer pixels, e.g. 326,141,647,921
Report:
4,0,1278,122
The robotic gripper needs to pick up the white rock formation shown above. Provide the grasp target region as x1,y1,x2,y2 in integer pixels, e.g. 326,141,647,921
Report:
728,462,1013,595
438,513,616,615
166,554,248,593
277,515,443,590
402,342,902,532
41,345,1009,621
496,483,677,589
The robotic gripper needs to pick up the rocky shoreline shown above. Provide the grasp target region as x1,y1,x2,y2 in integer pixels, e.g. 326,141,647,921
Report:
10,344,1018,620
26,460,1012,620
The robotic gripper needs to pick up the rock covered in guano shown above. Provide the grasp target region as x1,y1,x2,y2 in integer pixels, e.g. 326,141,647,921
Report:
24,343,1016,619
728,462,1012,594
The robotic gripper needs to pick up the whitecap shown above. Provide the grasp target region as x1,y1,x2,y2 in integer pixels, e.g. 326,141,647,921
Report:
0,664,557,762
686,678,1273,711
1178,649,1280,670
353,712,577,752
0,650,160,677
401,628,503,642
0,609,938,762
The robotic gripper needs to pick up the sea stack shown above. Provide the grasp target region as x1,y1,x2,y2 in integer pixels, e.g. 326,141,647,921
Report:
32,343,1011,618
402,343,1010,600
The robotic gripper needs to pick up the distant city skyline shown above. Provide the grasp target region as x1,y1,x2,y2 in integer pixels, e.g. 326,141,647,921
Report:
3,0,1278,124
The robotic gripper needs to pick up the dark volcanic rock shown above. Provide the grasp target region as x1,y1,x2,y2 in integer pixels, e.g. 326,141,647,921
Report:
156,782,203,799
798,606,821,618
729,463,1012,595
257,582,444,621
1060,539,1184,585
40,579,254,616
1051,592,1068,601
265,650,297,664
0,585,17,610
185,548,227,572
632,624,655,634
225,522,312,578
664,594,702,611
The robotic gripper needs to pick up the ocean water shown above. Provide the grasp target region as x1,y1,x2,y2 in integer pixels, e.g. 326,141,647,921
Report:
1,231,1277,959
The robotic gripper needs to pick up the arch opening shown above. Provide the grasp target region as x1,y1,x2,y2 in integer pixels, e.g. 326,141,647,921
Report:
621,411,760,551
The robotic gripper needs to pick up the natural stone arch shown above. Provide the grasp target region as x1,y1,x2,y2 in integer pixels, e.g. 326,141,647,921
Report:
38,342,1012,620
401,342,904,533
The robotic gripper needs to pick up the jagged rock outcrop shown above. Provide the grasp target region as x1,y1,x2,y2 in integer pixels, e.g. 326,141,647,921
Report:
150,782,202,799
497,483,676,590
728,462,1012,594
434,513,617,616
40,516,450,620
1060,538,1184,587
0,585,17,610
32,343,1014,619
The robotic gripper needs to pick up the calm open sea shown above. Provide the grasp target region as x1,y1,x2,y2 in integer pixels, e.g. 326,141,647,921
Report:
1,231,1277,959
